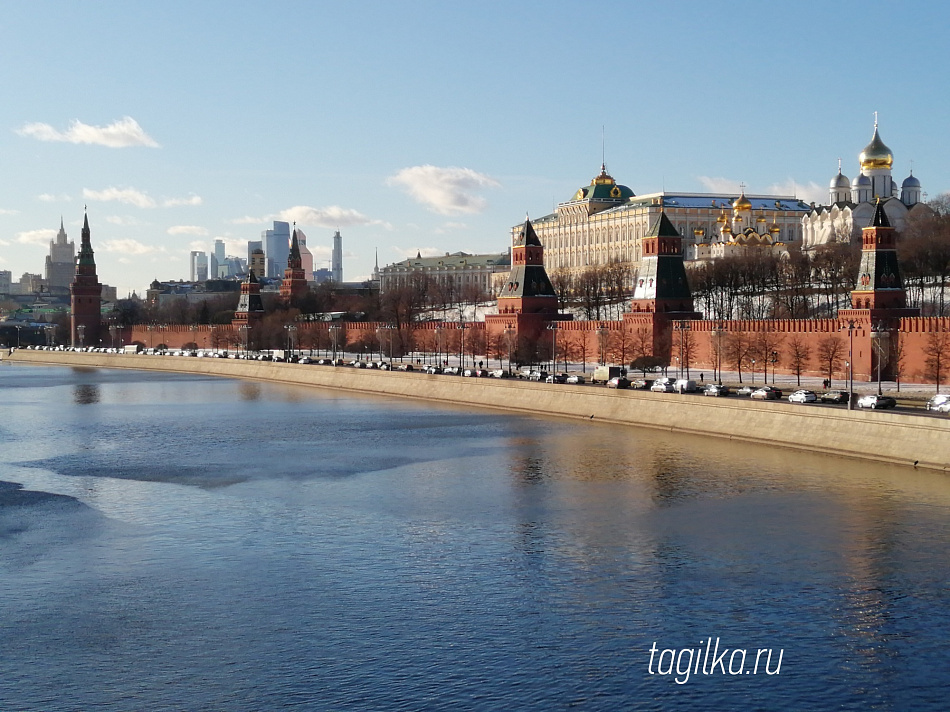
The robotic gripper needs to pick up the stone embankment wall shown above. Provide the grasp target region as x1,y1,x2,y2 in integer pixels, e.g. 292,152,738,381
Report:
6,349,949,473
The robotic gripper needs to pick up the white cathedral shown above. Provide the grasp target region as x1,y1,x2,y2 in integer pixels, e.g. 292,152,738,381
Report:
801,119,925,250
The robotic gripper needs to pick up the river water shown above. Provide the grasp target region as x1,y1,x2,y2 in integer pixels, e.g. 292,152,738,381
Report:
1,363,949,711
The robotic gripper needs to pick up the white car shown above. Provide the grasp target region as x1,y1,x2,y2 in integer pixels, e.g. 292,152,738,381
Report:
651,378,675,393
926,394,950,411
788,390,817,404
566,374,585,384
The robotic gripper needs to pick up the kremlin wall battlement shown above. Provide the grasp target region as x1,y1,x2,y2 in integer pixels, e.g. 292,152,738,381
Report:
7,349,949,474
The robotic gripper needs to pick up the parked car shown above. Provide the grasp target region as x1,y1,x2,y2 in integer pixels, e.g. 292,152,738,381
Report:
489,369,510,378
546,373,569,384
788,389,818,404
703,384,731,397
527,370,548,382
856,394,897,409
736,385,756,397
750,386,783,400
673,379,698,393
630,378,649,390
926,394,950,411
651,377,675,393
820,390,851,404
443,366,460,375
935,401,950,414
395,363,414,371
566,374,585,385
425,365,443,374
606,376,631,389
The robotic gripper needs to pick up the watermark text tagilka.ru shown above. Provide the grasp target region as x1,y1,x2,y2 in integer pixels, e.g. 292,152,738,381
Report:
648,638,783,684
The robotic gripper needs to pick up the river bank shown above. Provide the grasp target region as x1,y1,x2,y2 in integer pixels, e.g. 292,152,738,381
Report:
5,348,948,473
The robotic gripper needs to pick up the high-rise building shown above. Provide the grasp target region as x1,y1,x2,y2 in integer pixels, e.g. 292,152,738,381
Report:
249,247,266,278
45,218,75,293
190,251,208,281
263,221,291,278
213,239,227,277
247,240,262,266
331,230,343,283
0,270,11,295
296,228,315,282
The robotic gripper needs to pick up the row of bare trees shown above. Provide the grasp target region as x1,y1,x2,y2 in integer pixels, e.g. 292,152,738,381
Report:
549,261,633,320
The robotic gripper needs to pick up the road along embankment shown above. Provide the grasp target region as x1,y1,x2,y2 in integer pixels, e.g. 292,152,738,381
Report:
5,349,949,473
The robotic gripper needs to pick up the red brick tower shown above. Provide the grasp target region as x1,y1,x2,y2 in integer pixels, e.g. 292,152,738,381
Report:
849,199,915,313
232,268,265,336
279,225,309,304
69,212,102,347
497,218,558,315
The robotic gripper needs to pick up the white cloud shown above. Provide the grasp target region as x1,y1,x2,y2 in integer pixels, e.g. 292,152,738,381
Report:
167,225,209,236
16,116,159,148
84,186,157,209
230,215,265,225
767,179,824,205
0,208,19,215
105,215,144,226
15,228,56,245
433,221,469,234
697,176,742,194
387,165,500,215
37,193,71,203
393,246,444,260
275,205,383,227
163,194,202,207
99,239,164,255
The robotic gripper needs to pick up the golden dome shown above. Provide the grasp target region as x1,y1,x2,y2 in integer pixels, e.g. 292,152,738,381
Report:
591,163,615,186
716,212,727,223
859,125,893,170
733,192,752,212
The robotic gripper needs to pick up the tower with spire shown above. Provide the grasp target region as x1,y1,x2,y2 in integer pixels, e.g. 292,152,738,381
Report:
69,212,103,347
232,268,265,335
848,199,916,314
279,225,310,304
497,218,558,316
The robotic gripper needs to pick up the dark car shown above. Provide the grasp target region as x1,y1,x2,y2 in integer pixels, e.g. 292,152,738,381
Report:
820,390,851,404
703,384,731,397
606,376,631,389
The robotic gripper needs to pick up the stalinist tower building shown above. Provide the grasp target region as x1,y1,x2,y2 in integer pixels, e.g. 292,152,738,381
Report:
45,218,75,295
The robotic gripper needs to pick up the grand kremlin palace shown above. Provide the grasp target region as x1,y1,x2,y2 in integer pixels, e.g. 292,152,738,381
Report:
513,164,813,271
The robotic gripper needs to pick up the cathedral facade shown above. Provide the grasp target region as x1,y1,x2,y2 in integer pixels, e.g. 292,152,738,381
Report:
801,121,925,250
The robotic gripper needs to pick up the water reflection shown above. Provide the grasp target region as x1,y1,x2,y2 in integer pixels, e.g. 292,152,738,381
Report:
73,383,100,404
239,382,261,401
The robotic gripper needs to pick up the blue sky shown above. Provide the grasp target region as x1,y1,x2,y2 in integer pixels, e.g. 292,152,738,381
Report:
1,1,947,297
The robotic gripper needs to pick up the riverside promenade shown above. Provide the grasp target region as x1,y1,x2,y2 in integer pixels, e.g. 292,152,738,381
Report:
5,348,949,473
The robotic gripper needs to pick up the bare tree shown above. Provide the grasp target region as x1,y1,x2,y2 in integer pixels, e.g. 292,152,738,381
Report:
786,335,811,387
816,334,845,387
724,331,751,383
923,329,950,392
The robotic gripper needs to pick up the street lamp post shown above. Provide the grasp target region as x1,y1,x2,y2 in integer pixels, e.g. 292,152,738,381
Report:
751,358,756,384
841,319,857,411
329,325,340,362
872,320,889,396
770,350,778,385
14,325,22,348
547,322,559,374
456,322,466,372
45,324,55,348
713,321,725,385
147,324,155,351
435,326,444,368
284,324,297,360
77,325,85,349
190,324,198,351
239,324,250,356
673,320,690,379
597,323,609,366
504,324,515,375
158,324,167,353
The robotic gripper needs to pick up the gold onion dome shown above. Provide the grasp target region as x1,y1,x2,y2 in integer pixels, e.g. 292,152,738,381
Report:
733,192,752,212
859,125,894,170
591,163,615,185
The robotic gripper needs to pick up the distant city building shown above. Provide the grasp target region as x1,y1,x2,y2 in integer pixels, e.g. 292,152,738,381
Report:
0,270,11,295
213,239,227,277
331,230,343,283
249,247,266,278
515,165,809,273
263,221,291,278
45,219,75,294
13,273,45,296
802,121,927,250
247,240,262,267
190,251,208,281
297,228,315,282
313,267,332,284
378,251,511,295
